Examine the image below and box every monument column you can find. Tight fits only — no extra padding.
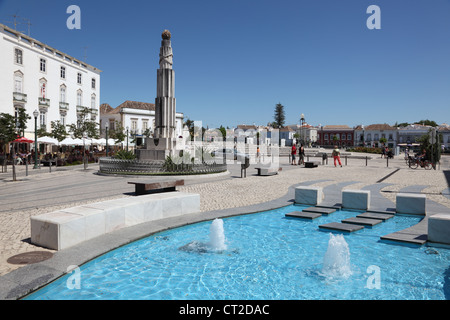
[155,29,176,141]
[137,29,178,161]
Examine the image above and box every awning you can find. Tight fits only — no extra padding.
[13,136,34,143]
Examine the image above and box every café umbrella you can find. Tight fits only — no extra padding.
[13,136,34,143]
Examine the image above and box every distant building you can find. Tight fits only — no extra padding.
[438,126,450,150]
[397,124,432,145]
[354,124,397,148]
[0,23,101,138]
[100,100,184,146]
[317,125,354,147]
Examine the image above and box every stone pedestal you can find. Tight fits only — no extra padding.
[137,137,177,161]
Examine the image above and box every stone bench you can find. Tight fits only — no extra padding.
[342,189,370,210]
[30,192,200,250]
[396,193,426,215]
[428,213,450,245]
[304,161,320,168]
[128,179,184,195]
[255,166,282,176]
[295,186,323,205]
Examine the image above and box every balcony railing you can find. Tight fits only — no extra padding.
[13,92,27,103]
[59,102,69,111]
[76,105,87,113]
[38,97,50,107]
[90,108,98,115]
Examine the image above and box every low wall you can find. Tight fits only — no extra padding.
[31,192,200,250]
[98,157,227,175]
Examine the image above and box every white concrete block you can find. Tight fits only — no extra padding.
[342,189,370,210]
[31,211,84,250]
[428,213,450,245]
[30,192,201,250]
[295,186,323,205]
[396,193,426,215]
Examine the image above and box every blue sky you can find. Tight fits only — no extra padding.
[1,0,450,129]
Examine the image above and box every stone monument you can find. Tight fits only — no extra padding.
[137,29,177,161]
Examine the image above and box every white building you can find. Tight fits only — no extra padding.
[0,23,101,138]
[354,124,397,148]
[100,100,184,146]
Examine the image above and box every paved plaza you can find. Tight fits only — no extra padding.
[0,152,449,299]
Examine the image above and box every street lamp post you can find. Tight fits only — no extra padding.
[126,126,129,151]
[105,122,109,157]
[83,131,88,170]
[33,110,39,169]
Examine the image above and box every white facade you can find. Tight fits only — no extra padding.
[100,101,184,141]
[0,23,101,138]
[354,124,398,148]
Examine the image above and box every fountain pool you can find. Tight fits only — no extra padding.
[24,204,450,300]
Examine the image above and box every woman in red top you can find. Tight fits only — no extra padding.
[291,144,297,165]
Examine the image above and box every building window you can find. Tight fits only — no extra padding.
[91,78,96,89]
[324,134,329,140]
[388,134,393,141]
[14,72,23,93]
[77,90,83,106]
[374,134,379,141]
[77,72,82,84]
[91,94,96,109]
[60,114,66,126]
[14,48,23,65]
[40,58,46,72]
[131,119,138,133]
[60,86,66,103]
[367,133,372,141]
[142,120,148,131]
[61,66,66,79]
[342,134,346,141]
[39,111,46,128]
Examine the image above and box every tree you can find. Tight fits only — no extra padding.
[417,119,438,127]
[273,103,285,128]
[68,107,99,139]
[0,113,16,154]
[218,125,227,141]
[184,118,194,139]
[0,109,30,181]
[379,137,387,146]
[50,121,67,142]
[109,121,126,144]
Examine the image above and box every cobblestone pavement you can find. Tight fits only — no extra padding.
[0,154,449,276]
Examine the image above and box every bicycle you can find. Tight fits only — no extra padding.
[408,157,433,170]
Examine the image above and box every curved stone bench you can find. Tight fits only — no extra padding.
[31,192,200,250]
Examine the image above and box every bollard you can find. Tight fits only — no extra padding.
[345,156,347,166]
[386,157,389,167]
[49,160,52,173]
[26,159,28,176]
[365,156,368,166]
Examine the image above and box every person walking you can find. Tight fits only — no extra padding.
[291,144,297,165]
[298,143,305,165]
[332,145,342,167]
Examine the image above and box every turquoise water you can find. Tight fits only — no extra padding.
[25,205,450,300]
